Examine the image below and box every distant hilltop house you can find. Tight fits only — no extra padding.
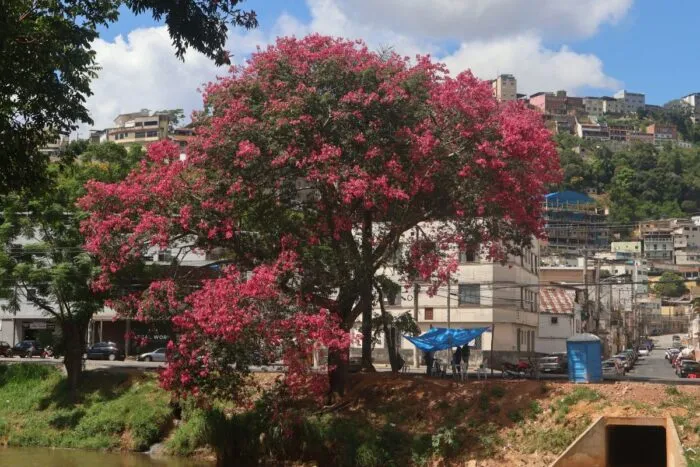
[89,110,194,149]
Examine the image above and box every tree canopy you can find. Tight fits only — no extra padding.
[652,272,690,298]
[0,142,144,393]
[554,135,700,223]
[80,35,560,400]
[0,0,257,193]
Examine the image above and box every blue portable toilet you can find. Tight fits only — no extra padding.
[566,333,602,383]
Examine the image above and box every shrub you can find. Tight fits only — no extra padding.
[666,386,680,396]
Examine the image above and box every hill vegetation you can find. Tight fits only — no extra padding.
[554,134,700,223]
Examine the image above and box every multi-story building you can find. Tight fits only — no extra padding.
[105,111,170,145]
[602,96,624,114]
[542,191,610,254]
[646,123,678,143]
[614,90,646,114]
[642,229,674,262]
[38,134,69,157]
[492,74,517,102]
[354,231,542,366]
[529,91,584,116]
[626,132,655,144]
[681,93,700,122]
[611,241,643,257]
[583,97,604,116]
[575,120,610,140]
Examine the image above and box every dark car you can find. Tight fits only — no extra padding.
[85,342,125,361]
[678,360,700,378]
[13,340,44,358]
[538,354,568,374]
[0,341,13,357]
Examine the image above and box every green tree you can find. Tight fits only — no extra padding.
[0,143,140,394]
[652,272,689,298]
[1,1,257,193]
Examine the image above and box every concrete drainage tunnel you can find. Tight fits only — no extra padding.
[551,416,687,467]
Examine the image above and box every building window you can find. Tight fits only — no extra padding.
[551,316,558,325]
[135,122,143,127]
[458,284,480,305]
[146,131,158,138]
[157,250,173,262]
[459,250,476,263]
[27,288,37,300]
[134,131,145,139]
[144,120,158,126]
[424,307,433,320]
[385,289,401,306]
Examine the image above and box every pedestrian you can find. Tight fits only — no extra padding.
[452,346,462,374]
[462,343,471,370]
[425,350,434,376]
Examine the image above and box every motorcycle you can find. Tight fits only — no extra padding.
[42,346,60,359]
[502,358,536,378]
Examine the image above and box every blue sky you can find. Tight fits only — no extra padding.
[83,0,696,130]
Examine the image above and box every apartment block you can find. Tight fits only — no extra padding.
[542,191,610,254]
[105,111,170,145]
[681,93,700,122]
[492,74,517,102]
[601,96,624,114]
[529,91,583,115]
[646,123,678,142]
[613,90,645,113]
[575,120,610,140]
[352,228,542,366]
[583,97,604,116]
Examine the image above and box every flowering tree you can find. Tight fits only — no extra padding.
[80,35,560,398]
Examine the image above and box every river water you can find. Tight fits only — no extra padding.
[0,447,213,466]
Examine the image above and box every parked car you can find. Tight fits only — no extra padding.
[0,341,13,357]
[675,358,694,376]
[622,349,637,366]
[603,358,625,376]
[538,354,568,374]
[85,342,125,361]
[613,354,632,371]
[637,348,650,357]
[678,360,700,378]
[137,348,166,362]
[13,340,44,358]
[666,348,680,361]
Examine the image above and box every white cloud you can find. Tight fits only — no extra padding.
[83,0,628,133]
[331,0,633,42]
[442,33,621,95]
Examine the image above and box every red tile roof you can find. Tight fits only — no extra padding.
[539,288,575,314]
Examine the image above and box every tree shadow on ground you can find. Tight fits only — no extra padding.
[38,369,133,410]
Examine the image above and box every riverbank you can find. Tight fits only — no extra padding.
[0,364,175,452]
[1,364,699,466]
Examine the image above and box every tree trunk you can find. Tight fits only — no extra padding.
[61,320,87,399]
[377,287,400,372]
[360,210,375,372]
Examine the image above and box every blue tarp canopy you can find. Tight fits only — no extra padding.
[404,327,490,352]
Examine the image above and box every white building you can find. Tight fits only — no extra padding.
[614,90,646,114]
[537,288,577,354]
[356,234,541,366]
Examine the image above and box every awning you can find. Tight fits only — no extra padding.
[404,327,490,352]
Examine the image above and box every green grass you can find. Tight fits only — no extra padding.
[0,364,172,451]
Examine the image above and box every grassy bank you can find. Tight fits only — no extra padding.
[0,364,172,451]
[1,365,699,466]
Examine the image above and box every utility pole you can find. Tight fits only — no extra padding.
[447,273,451,329]
[595,259,601,334]
[583,250,589,332]
[413,281,419,369]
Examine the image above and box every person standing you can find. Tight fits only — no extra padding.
[425,350,434,376]
[452,346,462,374]
[462,343,471,371]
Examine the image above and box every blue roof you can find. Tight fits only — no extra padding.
[545,191,595,205]
[404,327,490,352]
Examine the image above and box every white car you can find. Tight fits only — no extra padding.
[137,347,167,362]
[638,348,649,356]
